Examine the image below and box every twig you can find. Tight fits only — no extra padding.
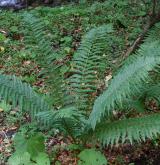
[152,0,157,17]
[124,11,160,57]
[1,130,9,141]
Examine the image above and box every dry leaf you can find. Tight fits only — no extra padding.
[0,46,5,52]
[105,74,112,87]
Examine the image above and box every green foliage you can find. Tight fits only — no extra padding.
[8,152,32,165]
[85,22,160,146]
[69,24,113,110]
[8,152,50,165]
[34,153,50,165]
[2,17,160,148]
[19,14,114,138]
[78,149,107,165]
[14,133,45,157]
[145,83,160,104]
[145,23,160,43]
[93,113,160,146]
[0,74,51,117]
[8,133,50,165]
[2,3,160,165]
[22,13,65,107]
[37,106,86,137]
[89,41,160,129]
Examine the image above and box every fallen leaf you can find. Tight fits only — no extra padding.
[0,108,4,112]
[23,61,31,65]
[0,46,5,52]
[105,74,112,87]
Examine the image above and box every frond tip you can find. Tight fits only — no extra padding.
[93,113,160,146]
[0,74,51,117]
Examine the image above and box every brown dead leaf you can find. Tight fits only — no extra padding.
[23,60,31,65]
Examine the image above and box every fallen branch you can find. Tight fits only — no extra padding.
[124,11,160,57]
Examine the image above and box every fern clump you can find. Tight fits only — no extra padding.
[2,11,160,151]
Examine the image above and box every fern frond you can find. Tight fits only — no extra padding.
[37,106,79,125]
[89,41,160,128]
[37,106,87,137]
[0,74,51,117]
[93,113,160,146]
[22,13,65,108]
[145,23,160,43]
[69,25,113,110]
[145,83,160,103]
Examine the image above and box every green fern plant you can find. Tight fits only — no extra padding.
[2,2,160,165]
[2,13,160,151]
[93,113,160,146]
[0,14,112,139]
[20,13,114,128]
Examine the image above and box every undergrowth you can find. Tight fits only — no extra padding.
[1,1,160,165]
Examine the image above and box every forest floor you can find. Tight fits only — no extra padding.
[1,1,160,165]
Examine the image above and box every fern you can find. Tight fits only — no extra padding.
[69,25,113,110]
[37,106,87,138]
[89,41,160,129]
[0,74,51,117]
[145,83,160,103]
[145,23,160,43]
[3,10,160,149]
[93,113,160,146]
[118,82,160,113]
[22,13,65,108]
[0,73,84,137]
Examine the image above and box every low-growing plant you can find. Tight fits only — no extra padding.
[1,1,160,163]
[8,132,50,165]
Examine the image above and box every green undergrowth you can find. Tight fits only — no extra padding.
[0,1,156,164]
[0,0,151,84]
